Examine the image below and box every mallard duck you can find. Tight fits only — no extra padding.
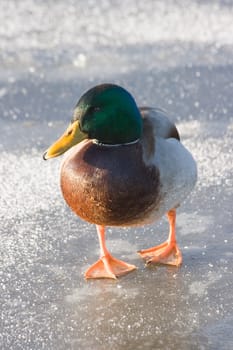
[43,84,197,279]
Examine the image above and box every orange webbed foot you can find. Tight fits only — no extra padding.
[85,254,137,279]
[138,240,182,266]
[85,225,137,280]
[138,209,182,267]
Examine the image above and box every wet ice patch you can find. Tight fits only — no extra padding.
[189,271,222,297]
[178,212,212,236]
[1,1,233,49]
[178,120,233,189]
[0,150,62,221]
[108,238,138,258]
[65,283,139,304]
[177,120,202,139]
[0,0,233,72]
[201,316,233,350]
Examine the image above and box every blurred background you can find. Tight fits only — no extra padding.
[0,1,233,349]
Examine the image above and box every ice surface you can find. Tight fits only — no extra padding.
[1,1,233,349]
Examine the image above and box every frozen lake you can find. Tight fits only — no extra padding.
[1,1,233,349]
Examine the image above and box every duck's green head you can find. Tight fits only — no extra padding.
[43,84,142,159]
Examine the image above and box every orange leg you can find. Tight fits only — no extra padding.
[85,225,137,279]
[138,209,182,267]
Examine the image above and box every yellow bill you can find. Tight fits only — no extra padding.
[43,120,87,160]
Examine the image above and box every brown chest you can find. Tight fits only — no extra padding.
[60,141,160,226]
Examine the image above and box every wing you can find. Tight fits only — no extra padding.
[139,107,197,218]
[140,107,180,141]
[139,107,180,161]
